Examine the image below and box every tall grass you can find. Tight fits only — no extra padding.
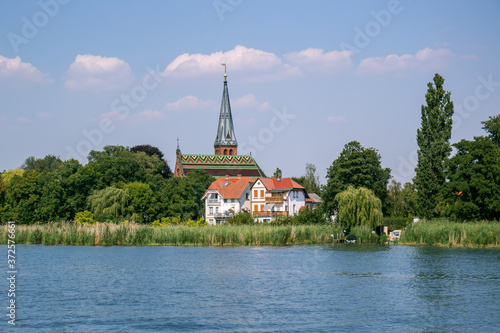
[400,220,500,247]
[0,222,340,246]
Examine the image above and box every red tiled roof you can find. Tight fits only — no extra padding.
[257,178,305,191]
[202,177,254,199]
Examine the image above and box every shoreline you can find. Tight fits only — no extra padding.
[2,221,499,247]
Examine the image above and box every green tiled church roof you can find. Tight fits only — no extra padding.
[179,154,266,179]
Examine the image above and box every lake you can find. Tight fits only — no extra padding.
[3,245,500,332]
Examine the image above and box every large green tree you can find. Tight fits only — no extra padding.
[414,73,454,219]
[335,186,382,228]
[444,129,500,221]
[323,141,391,215]
[131,144,172,178]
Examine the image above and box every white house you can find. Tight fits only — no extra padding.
[250,178,309,222]
[202,176,254,225]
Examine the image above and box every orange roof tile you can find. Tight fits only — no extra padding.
[203,177,254,199]
[257,177,305,191]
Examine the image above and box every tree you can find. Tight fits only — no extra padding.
[293,164,321,194]
[123,182,155,222]
[1,169,24,186]
[482,114,500,145]
[303,163,321,194]
[335,186,382,228]
[88,186,130,221]
[21,155,62,173]
[131,144,172,178]
[272,168,283,178]
[444,135,500,220]
[414,73,454,219]
[323,141,391,215]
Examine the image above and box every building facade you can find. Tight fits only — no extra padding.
[250,178,309,222]
[202,176,254,225]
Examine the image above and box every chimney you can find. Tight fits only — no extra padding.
[225,175,229,180]
[237,174,242,179]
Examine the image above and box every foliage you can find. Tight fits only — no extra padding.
[21,155,62,173]
[414,73,454,219]
[386,180,418,218]
[75,211,96,224]
[335,186,382,229]
[293,163,321,194]
[272,167,283,178]
[131,144,172,178]
[323,141,391,215]
[400,220,500,247]
[1,222,339,246]
[443,135,500,221]
[123,182,155,222]
[226,211,255,224]
[88,187,130,221]
[1,169,24,186]
[482,114,500,145]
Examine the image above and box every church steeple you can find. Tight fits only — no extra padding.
[214,67,238,155]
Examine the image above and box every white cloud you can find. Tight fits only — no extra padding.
[65,54,133,91]
[17,117,30,123]
[0,55,51,84]
[326,116,347,123]
[357,48,453,75]
[163,45,302,82]
[164,95,217,111]
[136,110,166,120]
[283,48,354,73]
[231,94,272,111]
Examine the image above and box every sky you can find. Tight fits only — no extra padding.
[0,0,499,185]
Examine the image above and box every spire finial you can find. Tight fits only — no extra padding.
[177,137,180,151]
[221,63,227,81]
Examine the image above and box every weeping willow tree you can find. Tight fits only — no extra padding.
[335,186,382,228]
[88,186,130,221]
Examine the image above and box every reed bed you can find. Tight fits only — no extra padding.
[0,222,338,246]
[400,220,500,247]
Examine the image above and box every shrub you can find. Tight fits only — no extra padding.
[75,211,96,224]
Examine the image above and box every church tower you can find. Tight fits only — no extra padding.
[214,68,237,155]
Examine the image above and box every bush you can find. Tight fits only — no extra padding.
[226,212,255,225]
[75,211,96,224]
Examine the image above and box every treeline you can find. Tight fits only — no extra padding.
[321,74,499,223]
[0,145,214,224]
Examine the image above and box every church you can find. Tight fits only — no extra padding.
[173,71,266,179]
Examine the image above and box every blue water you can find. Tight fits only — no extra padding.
[2,245,500,332]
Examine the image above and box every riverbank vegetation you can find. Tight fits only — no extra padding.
[400,220,500,247]
[0,222,343,246]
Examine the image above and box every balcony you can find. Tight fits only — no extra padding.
[207,199,221,205]
[252,211,288,217]
[265,196,285,203]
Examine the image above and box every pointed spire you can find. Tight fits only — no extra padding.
[214,69,237,150]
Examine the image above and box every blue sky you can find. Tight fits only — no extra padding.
[1,0,499,184]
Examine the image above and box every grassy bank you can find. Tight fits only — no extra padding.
[0,222,343,246]
[400,220,500,247]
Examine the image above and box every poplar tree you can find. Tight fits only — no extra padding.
[414,73,454,219]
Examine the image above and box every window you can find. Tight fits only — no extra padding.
[261,204,264,211]
[224,199,227,203]
[254,205,259,212]
[246,193,249,200]
[260,190,264,198]
[216,207,219,213]
[209,207,213,214]
[254,190,258,198]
